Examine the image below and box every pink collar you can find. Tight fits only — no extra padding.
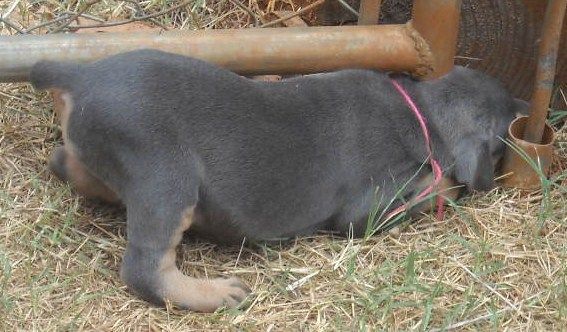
[385,79,445,222]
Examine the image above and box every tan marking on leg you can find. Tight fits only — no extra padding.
[50,89,73,144]
[437,176,460,201]
[64,148,120,203]
[49,89,120,203]
[157,208,251,312]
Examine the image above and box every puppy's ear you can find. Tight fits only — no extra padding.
[513,98,530,117]
[454,140,495,192]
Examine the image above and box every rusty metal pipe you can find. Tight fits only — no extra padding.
[357,0,382,25]
[500,117,555,189]
[0,25,433,83]
[523,0,567,143]
[500,0,566,190]
[411,0,462,79]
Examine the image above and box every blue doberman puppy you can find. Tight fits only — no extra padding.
[31,49,525,311]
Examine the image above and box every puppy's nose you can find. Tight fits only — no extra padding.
[49,146,68,181]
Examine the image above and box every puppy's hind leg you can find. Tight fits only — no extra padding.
[120,190,250,312]
[49,146,120,204]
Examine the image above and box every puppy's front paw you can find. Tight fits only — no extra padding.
[161,272,251,312]
[204,277,252,309]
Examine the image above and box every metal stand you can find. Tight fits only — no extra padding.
[501,0,566,189]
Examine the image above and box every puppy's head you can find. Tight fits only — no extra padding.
[423,67,529,192]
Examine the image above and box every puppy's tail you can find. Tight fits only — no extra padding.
[30,60,80,90]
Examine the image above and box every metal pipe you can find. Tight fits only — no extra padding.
[500,0,565,190]
[523,0,567,143]
[500,116,555,189]
[357,0,382,25]
[0,25,433,83]
[411,0,462,79]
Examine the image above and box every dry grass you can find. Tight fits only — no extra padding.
[1,1,567,330]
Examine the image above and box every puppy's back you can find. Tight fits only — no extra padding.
[30,49,243,92]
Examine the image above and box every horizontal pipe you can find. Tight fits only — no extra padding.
[0,25,432,82]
